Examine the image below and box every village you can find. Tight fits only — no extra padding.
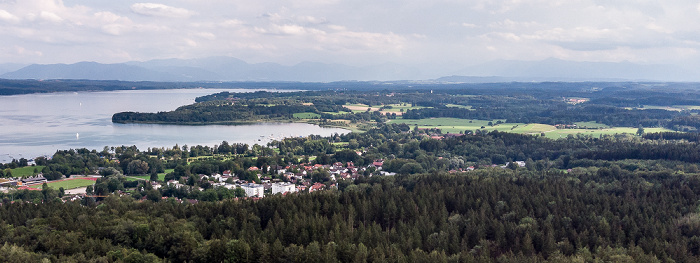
[0,158,399,203]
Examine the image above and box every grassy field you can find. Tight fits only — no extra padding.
[321,111,347,115]
[128,168,173,182]
[445,104,473,110]
[389,118,519,133]
[345,103,381,113]
[542,127,672,139]
[625,105,700,111]
[344,103,429,115]
[293,112,321,119]
[9,166,45,177]
[510,124,556,134]
[389,117,674,139]
[380,104,430,112]
[575,121,609,129]
[29,178,95,190]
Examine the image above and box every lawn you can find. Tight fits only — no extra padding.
[10,166,45,177]
[29,178,95,190]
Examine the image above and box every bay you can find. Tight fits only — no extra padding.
[0,89,349,163]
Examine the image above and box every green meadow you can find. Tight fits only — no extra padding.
[293,112,322,119]
[388,118,674,139]
[29,178,95,190]
[127,168,174,182]
[9,166,45,177]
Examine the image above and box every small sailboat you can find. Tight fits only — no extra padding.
[76,133,79,139]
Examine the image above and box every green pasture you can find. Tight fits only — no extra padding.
[128,169,173,182]
[574,121,609,129]
[389,117,674,139]
[29,178,95,190]
[322,111,347,115]
[380,104,430,112]
[293,112,321,119]
[389,118,522,133]
[510,124,557,134]
[346,103,369,107]
[10,166,45,177]
[625,105,700,112]
[542,127,673,139]
[445,104,473,110]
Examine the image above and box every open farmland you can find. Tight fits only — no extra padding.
[389,118,674,138]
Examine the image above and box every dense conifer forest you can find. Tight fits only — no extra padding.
[0,169,698,262]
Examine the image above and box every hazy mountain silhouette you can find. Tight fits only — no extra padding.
[2,57,697,82]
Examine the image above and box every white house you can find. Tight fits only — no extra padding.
[240,183,265,198]
[271,182,297,195]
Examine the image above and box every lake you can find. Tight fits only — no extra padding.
[0,89,349,163]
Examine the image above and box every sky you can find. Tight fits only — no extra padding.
[1,0,700,74]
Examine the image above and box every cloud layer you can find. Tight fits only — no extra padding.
[1,0,699,77]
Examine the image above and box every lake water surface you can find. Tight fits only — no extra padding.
[0,89,348,163]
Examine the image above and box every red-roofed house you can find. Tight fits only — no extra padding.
[309,182,325,192]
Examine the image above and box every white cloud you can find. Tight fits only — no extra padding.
[0,9,19,23]
[1,0,700,74]
[489,19,539,30]
[220,19,244,28]
[39,11,63,23]
[131,3,194,18]
[94,12,135,36]
[193,32,216,40]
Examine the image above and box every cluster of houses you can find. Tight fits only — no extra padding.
[151,160,389,198]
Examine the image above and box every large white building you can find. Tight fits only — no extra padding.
[240,183,265,198]
[272,182,297,195]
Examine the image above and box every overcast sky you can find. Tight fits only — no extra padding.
[1,0,700,72]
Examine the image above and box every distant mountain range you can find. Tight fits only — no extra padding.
[1,57,698,82]
[447,58,698,82]
[0,57,421,82]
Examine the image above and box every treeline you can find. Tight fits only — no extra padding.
[0,171,697,262]
[112,99,348,124]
